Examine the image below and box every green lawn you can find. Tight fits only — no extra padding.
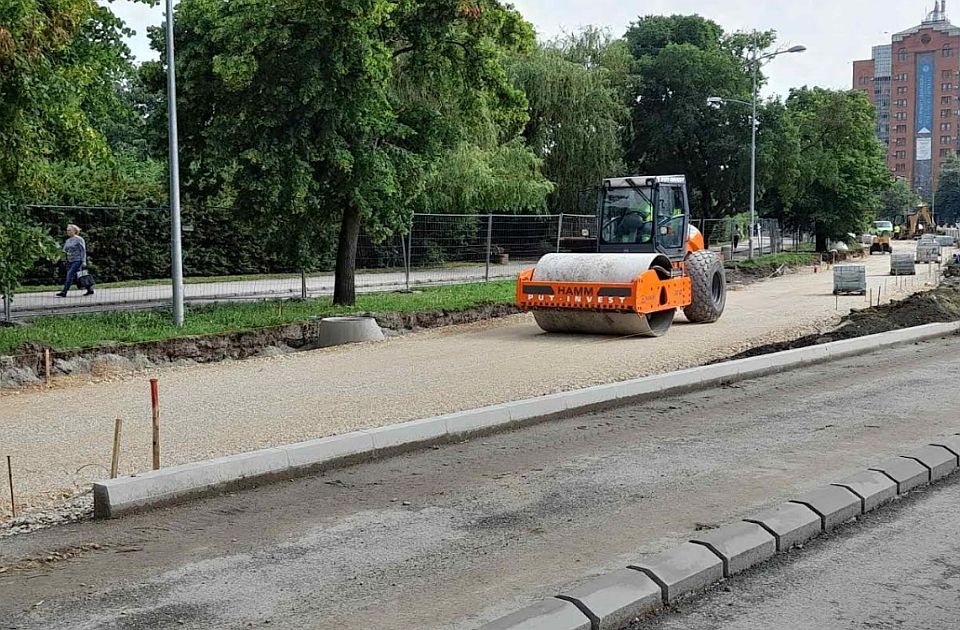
[0,280,516,354]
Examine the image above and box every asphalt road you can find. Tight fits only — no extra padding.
[632,475,960,630]
[2,336,959,629]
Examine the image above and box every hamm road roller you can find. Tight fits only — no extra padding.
[517,175,726,337]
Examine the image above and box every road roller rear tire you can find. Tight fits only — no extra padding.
[683,250,726,323]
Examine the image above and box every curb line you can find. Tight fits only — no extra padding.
[93,322,960,518]
[478,433,960,630]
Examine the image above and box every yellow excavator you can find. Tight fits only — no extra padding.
[897,204,936,240]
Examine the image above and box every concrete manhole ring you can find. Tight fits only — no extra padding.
[317,316,385,348]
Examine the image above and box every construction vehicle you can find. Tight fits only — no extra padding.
[516,175,725,337]
[869,220,894,254]
[897,204,937,240]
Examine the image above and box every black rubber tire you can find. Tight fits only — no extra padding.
[683,250,726,323]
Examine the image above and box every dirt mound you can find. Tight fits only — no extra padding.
[727,282,960,360]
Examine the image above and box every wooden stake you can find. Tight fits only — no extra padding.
[150,379,161,470]
[111,417,123,479]
[6,455,15,518]
[44,349,51,386]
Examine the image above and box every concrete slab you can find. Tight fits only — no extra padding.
[442,405,513,436]
[870,457,930,493]
[507,395,567,423]
[832,470,898,513]
[478,598,591,630]
[283,432,375,469]
[689,522,776,577]
[364,417,447,450]
[629,542,724,603]
[901,445,959,481]
[931,436,960,464]
[743,502,822,552]
[558,568,662,630]
[790,485,861,530]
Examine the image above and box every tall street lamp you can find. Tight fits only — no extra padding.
[709,36,806,259]
[166,0,185,326]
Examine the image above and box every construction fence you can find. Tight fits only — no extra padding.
[4,206,794,320]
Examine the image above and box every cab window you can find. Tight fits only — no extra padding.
[600,186,654,245]
[657,186,685,250]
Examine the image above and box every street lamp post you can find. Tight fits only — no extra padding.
[166,0,185,326]
[709,36,806,259]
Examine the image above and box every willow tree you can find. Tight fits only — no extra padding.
[509,30,631,213]
[154,0,542,305]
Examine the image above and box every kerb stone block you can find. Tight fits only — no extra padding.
[743,502,822,552]
[869,457,929,493]
[478,598,591,630]
[628,542,723,603]
[559,568,662,630]
[930,436,960,464]
[902,446,958,481]
[789,485,861,530]
[832,470,897,513]
[689,522,776,577]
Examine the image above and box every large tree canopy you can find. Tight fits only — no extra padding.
[623,15,772,220]
[151,0,543,305]
[763,87,889,250]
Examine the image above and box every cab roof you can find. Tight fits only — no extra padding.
[603,175,686,189]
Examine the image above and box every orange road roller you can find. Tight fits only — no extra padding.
[517,175,726,336]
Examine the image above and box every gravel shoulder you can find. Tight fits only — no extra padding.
[0,242,937,517]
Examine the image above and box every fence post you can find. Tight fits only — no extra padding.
[2,293,10,323]
[556,213,564,253]
[407,218,415,289]
[300,269,307,300]
[400,232,410,292]
[485,213,493,282]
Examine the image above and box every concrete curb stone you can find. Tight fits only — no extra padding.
[628,542,724,603]
[930,436,960,464]
[831,470,898,513]
[869,457,930,493]
[789,485,862,530]
[557,568,662,630]
[743,502,822,552]
[477,598,591,630]
[283,432,374,470]
[689,522,776,577]
[901,445,959,481]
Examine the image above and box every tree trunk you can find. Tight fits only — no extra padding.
[333,205,362,306]
[815,226,829,252]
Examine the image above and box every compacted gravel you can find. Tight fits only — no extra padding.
[0,244,935,517]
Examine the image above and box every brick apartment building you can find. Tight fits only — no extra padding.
[854,1,960,198]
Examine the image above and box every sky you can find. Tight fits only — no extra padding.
[108,0,945,98]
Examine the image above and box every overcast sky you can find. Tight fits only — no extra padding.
[108,0,944,98]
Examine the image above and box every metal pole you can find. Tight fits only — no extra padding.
[406,217,414,289]
[749,32,758,261]
[2,293,10,323]
[166,0,185,327]
[300,269,307,300]
[484,213,493,282]
[556,213,564,252]
[400,232,410,291]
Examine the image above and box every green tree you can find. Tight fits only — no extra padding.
[880,177,922,223]
[935,159,960,227]
[623,16,774,220]
[150,0,540,305]
[0,212,59,304]
[509,29,630,213]
[763,88,889,250]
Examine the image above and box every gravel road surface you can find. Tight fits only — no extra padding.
[1,337,958,629]
[0,243,936,514]
[632,475,960,630]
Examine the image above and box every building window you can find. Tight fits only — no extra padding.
[945,45,954,58]
[943,122,954,131]
[897,86,908,94]
[899,48,909,62]
[896,137,906,145]
[943,109,954,118]
[897,73,909,82]
[944,96,954,105]
[943,83,954,92]
[896,150,907,159]
[895,163,907,172]
[896,124,908,133]
[942,148,954,157]
[942,135,954,144]
[859,76,870,86]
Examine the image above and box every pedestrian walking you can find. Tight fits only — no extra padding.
[733,227,741,250]
[56,224,94,297]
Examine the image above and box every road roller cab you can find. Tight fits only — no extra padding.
[517,175,726,337]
